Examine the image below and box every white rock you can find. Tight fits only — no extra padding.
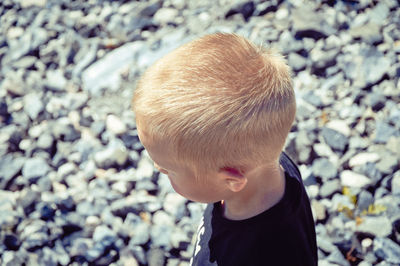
[24,93,44,120]
[348,152,380,167]
[163,193,187,218]
[154,8,179,24]
[340,170,372,188]
[82,42,143,94]
[326,120,351,137]
[106,114,127,135]
[20,0,46,8]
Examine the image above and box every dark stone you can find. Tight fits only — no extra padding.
[254,1,278,16]
[0,100,9,122]
[121,132,140,150]
[62,223,82,237]
[8,130,23,152]
[225,1,255,21]
[4,234,20,250]
[364,92,386,112]
[58,196,75,213]
[38,202,56,220]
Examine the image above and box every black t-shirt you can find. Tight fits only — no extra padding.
[190,152,318,266]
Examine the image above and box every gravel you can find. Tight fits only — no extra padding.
[1,0,399,265]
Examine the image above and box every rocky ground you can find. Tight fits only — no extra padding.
[0,0,400,265]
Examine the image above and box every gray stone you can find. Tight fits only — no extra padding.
[0,210,20,229]
[356,216,392,237]
[45,69,67,91]
[374,237,400,264]
[302,90,323,108]
[355,190,374,214]
[349,23,383,44]
[392,171,400,194]
[147,248,165,266]
[319,179,341,198]
[22,232,49,251]
[82,42,143,95]
[52,120,81,142]
[72,41,98,79]
[128,222,150,246]
[288,53,307,71]
[93,225,117,246]
[369,3,390,25]
[364,92,386,111]
[345,47,391,87]
[2,251,25,266]
[150,224,172,248]
[376,155,398,174]
[22,157,50,182]
[0,155,25,189]
[326,249,350,266]
[23,93,44,120]
[94,144,129,169]
[311,158,337,180]
[375,122,398,143]
[291,4,335,39]
[321,127,348,152]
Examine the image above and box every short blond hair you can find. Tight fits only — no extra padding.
[132,33,296,174]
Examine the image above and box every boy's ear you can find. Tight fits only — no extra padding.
[219,167,248,193]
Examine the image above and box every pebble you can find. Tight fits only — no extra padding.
[1,1,400,265]
[356,216,392,237]
[340,170,372,188]
[154,8,179,24]
[312,158,337,180]
[22,157,50,182]
[106,114,127,135]
[319,179,341,198]
[392,171,400,195]
[349,152,380,168]
[374,237,400,264]
[82,42,143,95]
[321,127,348,152]
[163,193,187,219]
[23,93,44,120]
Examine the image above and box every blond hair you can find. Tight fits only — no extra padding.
[132,33,296,174]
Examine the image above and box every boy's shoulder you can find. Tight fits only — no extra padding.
[190,152,318,266]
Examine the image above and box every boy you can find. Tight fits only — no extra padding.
[132,33,317,265]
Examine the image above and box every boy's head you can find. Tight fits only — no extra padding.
[132,33,296,194]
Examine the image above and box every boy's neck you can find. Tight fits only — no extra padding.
[221,163,286,220]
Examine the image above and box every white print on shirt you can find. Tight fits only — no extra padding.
[189,217,205,266]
